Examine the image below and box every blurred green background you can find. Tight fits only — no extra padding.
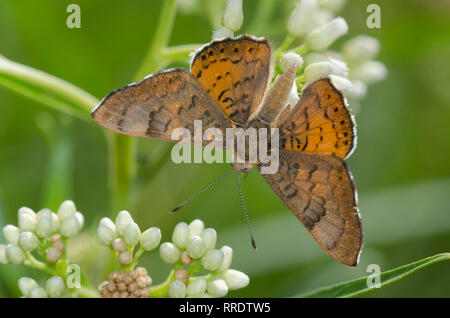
[0,0,449,297]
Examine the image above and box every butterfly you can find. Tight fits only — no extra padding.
[92,34,363,266]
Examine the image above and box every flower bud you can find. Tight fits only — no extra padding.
[212,27,233,40]
[304,52,328,65]
[175,269,190,284]
[318,0,346,13]
[46,276,65,298]
[346,80,367,99]
[112,238,127,251]
[46,246,62,263]
[287,0,318,37]
[51,213,60,232]
[304,61,333,84]
[115,210,133,236]
[201,249,224,271]
[57,200,76,221]
[18,207,37,232]
[202,228,217,251]
[172,222,190,248]
[306,17,348,51]
[186,236,206,259]
[181,251,192,264]
[223,0,243,32]
[222,269,249,290]
[118,250,132,265]
[6,244,25,264]
[160,242,181,264]
[18,231,40,251]
[3,224,20,244]
[51,234,64,251]
[217,246,233,272]
[18,277,39,297]
[29,287,48,298]
[286,82,299,107]
[310,9,333,30]
[351,60,387,84]
[342,35,380,63]
[328,57,349,77]
[0,244,8,264]
[36,210,53,238]
[124,222,141,246]
[280,52,304,73]
[97,217,117,245]
[141,227,161,251]
[330,74,353,93]
[60,215,81,237]
[189,219,205,238]
[74,212,84,229]
[167,280,186,298]
[186,278,207,297]
[207,279,228,298]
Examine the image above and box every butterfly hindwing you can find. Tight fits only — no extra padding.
[259,151,363,266]
[92,68,230,144]
[191,35,272,127]
[278,78,356,159]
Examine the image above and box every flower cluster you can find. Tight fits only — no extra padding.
[161,220,249,298]
[0,200,83,266]
[98,267,152,298]
[18,276,66,298]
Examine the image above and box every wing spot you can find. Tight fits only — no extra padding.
[220,48,225,53]
[233,47,239,53]
[201,55,206,60]
[334,107,339,112]
[340,120,345,125]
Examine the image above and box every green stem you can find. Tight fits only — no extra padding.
[275,35,295,60]
[161,44,202,62]
[149,269,176,298]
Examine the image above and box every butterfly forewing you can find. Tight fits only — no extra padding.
[191,35,272,127]
[92,68,230,144]
[259,152,363,266]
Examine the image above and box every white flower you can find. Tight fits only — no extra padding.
[115,210,133,236]
[118,250,132,265]
[280,52,304,73]
[318,0,346,13]
[168,280,186,298]
[201,228,217,251]
[18,277,39,297]
[0,244,8,264]
[46,276,65,298]
[286,82,299,107]
[97,217,117,245]
[36,210,53,238]
[160,242,181,264]
[304,52,328,64]
[328,57,349,77]
[217,246,233,272]
[207,279,228,298]
[29,287,48,298]
[212,27,233,40]
[306,17,348,51]
[172,222,190,248]
[74,212,84,229]
[112,238,126,251]
[342,35,381,63]
[18,232,40,251]
[304,61,333,83]
[347,80,367,99]
[18,207,37,232]
[3,224,20,244]
[46,246,62,263]
[57,200,76,221]
[201,249,224,271]
[330,74,353,93]
[59,215,81,237]
[221,269,249,290]
[186,236,206,259]
[186,278,207,298]
[141,227,161,251]
[124,222,141,246]
[51,213,60,232]
[189,219,205,238]
[309,9,333,30]
[6,244,25,264]
[223,0,243,32]
[351,60,387,84]
[287,0,319,37]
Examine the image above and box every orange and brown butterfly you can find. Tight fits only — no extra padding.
[92,34,363,267]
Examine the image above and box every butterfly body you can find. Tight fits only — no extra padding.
[92,34,363,266]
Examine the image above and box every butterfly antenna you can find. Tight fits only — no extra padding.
[237,171,257,250]
[170,167,235,213]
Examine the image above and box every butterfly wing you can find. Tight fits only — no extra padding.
[92,68,230,143]
[278,78,356,159]
[191,35,271,127]
[259,151,363,266]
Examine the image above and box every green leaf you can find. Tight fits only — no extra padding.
[295,253,450,298]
